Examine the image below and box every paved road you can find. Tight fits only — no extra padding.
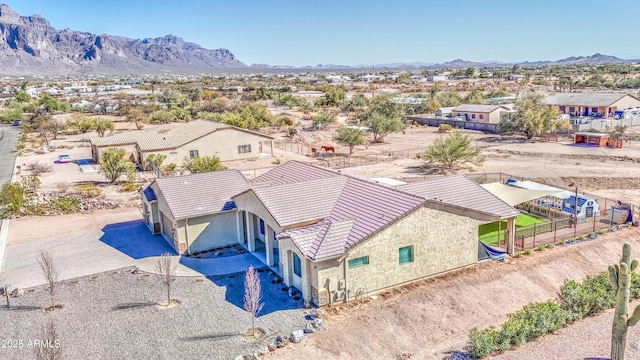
[0,124,20,186]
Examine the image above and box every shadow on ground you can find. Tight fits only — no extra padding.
[100,220,177,259]
[207,268,303,315]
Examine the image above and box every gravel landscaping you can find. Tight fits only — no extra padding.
[0,266,312,359]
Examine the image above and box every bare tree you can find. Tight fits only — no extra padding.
[37,250,60,309]
[244,265,264,337]
[155,252,176,306]
[33,321,62,360]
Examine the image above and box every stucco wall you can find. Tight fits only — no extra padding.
[232,191,281,233]
[176,211,240,253]
[328,206,483,299]
[94,144,138,163]
[612,96,640,111]
[141,129,272,166]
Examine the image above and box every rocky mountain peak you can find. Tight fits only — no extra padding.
[0,4,245,75]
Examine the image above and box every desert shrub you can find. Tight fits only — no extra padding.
[120,182,140,192]
[74,183,101,198]
[598,229,606,235]
[558,273,613,321]
[26,161,52,176]
[588,232,595,237]
[48,197,80,214]
[536,245,545,251]
[0,182,26,217]
[470,327,499,358]
[438,124,453,133]
[513,252,522,258]
[287,127,297,136]
[524,249,532,255]
[55,181,72,193]
[546,243,554,249]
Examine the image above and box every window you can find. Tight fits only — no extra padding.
[399,246,414,265]
[189,150,199,159]
[559,106,566,112]
[479,114,483,119]
[238,144,252,154]
[259,219,265,235]
[293,253,302,277]
[592,107,598,112]
[348,256,369,269]
[471,114,476,119]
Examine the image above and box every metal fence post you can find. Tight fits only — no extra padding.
[533,224,536,247]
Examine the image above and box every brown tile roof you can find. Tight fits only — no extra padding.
[398,176,519,219]
[267,161,425,260]
[154,169,250,220]
[252,160,339,186]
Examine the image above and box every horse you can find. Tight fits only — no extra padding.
[321,145,335,153]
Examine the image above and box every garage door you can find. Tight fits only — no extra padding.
[160,211,173,241]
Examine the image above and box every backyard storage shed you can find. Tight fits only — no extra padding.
[141,161,519,306]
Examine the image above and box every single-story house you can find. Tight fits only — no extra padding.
[544,92,640,118]
[141,161,518,306]
[451,104,513,123]
[427,75,447,82]
[91,120,274,166]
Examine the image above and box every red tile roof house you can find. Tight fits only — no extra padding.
[141,161,518,306]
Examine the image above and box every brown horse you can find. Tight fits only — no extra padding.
[321,145,335,153]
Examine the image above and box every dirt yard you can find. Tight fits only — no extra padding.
[9,118,640,359]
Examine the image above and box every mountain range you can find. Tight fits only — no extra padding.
[0,4,246,75]
[0,4,636,75]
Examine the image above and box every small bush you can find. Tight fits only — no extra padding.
[74,183,101,198]
[120,182,140,192]
[546,243,554,249]
[524,249,532,255]
[597,229,606,235]
[578,234,585,240]
[558,272,615,321]
[438,124,453,133]
[470,327,499,358]
[536,245,545,252]
[26,161,52,176]
[588,232,595,238]
[48,197,80,214]
[514,252,522,258]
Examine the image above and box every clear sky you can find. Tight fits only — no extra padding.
[5,0,640,66]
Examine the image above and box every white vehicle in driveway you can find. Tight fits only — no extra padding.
[58,154,71,163]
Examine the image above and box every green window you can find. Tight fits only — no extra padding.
[399,246,414,265]
[238,144,251,154]
[293,253,302,277]
[348,256,369,269]
[189,150,199,159]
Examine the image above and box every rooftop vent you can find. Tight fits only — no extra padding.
[195,206,205,212]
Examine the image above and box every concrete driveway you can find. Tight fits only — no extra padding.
[0,219,269,289]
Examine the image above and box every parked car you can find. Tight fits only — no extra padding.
[12,119,22,126]
[58,154,71,163]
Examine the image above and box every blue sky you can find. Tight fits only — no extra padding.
[5,0,640,66]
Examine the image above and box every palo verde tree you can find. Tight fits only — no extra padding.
[498,91,561,139]
[312,110,337,129]
[359,94,405,142]
[99,147,136,183]
[145,153,167,171]
[0,182,26,217]
[335,127,368,154]
[93,117,115,137]
[423,130,483,171]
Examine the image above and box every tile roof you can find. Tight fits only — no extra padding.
[543,92,639,107]
[451,104,511,113]
[269,161,425,260]
[252,160,339,186]
[92,120,272,151]
[154,169,250,220]
[398,176,519,219]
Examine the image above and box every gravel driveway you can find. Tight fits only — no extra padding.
[0,267,309,360]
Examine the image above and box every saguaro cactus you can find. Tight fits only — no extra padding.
[609,242,640,360]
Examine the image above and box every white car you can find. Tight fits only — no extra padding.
[58,154,71,163]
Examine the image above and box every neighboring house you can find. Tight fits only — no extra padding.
[451,104,513,123]
[543,92,640,118]
[427,75,447,82]
[91,120,274,166]
[141,161,518,306]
